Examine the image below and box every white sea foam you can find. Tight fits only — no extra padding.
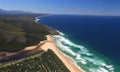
[99,67,109,72]
[36,15,116,72]
[56,40,77,56]
[54,35,87,64]
[78,51,93,56]
[54,35,85,50]
[56,30,65,36]
[86,53,93,56]
[35,15,52,23]
[35,18,40,23]
[53,35,114,72]
[106,65,114,71]
[84,57,106,66]
[76,54,87,64]
[54,35,93,58]
[101,63,107,66]
[89,68,106,72]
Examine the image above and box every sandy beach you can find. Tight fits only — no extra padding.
[40,35,84,72]
[0,35,84,72]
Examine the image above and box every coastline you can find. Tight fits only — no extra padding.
[40,35,84,72]
[35,15,84,71]
[35,14,52,23]
[0,14,84,71]
[0,35,84,72]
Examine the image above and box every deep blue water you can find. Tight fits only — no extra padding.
[38,15,120,71]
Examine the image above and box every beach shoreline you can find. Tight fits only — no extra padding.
[40,35,84,72]
[0,35,84,72]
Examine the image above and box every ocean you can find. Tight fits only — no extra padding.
[38,15,120,72]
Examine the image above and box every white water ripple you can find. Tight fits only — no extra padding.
[53,33,115,72]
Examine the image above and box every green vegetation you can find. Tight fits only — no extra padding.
[0,14,69,72]
[0,14,58,52]
[0,49,70,72]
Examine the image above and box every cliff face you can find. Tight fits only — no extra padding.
[0,14,58,52]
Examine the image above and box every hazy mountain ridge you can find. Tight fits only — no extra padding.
[0,9,32,14]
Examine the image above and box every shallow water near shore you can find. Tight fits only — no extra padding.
[38,15,120,72]
[53,35,118,72]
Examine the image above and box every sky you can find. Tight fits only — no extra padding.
[0,0,120,16]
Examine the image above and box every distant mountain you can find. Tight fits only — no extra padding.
[0,9,32,14]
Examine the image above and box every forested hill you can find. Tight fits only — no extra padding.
[0,14,58,52]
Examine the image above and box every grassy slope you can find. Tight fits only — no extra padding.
[0,14,70,72]
[0,14,58,52]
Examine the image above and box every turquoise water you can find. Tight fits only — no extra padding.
[38,15,120,72]
[53,34,119,72]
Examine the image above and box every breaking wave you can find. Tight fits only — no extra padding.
[53,31,115,72]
